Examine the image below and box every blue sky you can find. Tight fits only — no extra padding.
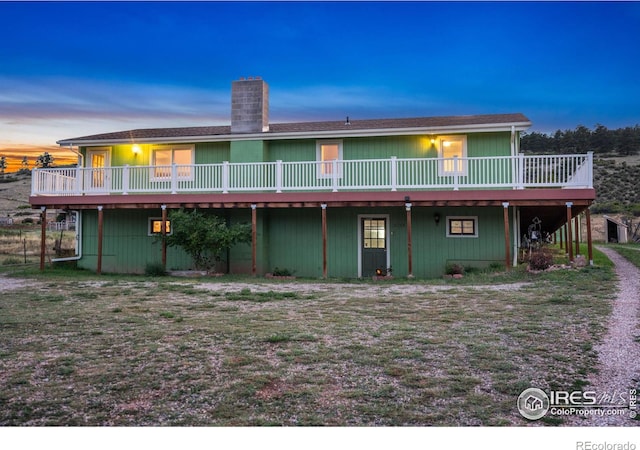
[1,1,639,166]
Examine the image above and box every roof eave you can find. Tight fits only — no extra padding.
[57,121,532,147]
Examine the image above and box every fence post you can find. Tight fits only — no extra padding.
[518,153,525,189]
[390,156,398,191]
[332,159,338,192]
[222,161,229,194]
[76,166,83,195]
[170,164,178,194]
[122,165,129,195]
[587,151,593,188]
[276,160,283,193]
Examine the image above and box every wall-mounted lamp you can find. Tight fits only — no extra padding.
[434,213,440,225]
[430,136,437,144]
[132,144,141,155]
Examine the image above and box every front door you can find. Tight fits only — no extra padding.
[86,149,110,193]
[361,217,388,277]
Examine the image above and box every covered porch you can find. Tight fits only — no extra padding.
[31,188,596,277]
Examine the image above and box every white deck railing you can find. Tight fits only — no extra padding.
[31,153,593,196]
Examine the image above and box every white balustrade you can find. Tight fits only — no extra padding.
[31,153,593,196]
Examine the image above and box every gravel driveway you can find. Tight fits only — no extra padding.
[568,246,640,426]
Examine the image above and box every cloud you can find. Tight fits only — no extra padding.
[0,76,230,122]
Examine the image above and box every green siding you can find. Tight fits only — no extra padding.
[267,209,323,277]
[230,140,267,163]
[467,133,511,157]
[77,205,514,278]
[195,142,230,163]
[267,140,316,162]
[79,209,192,273]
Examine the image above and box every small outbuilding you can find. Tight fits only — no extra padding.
[604,215,629,243]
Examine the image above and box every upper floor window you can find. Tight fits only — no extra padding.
[316,140,343,177]
[438,135,467,176]
[151,146,194,180]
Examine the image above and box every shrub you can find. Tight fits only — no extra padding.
[445,263,464,275]
[145,262,167,277]
[272,267,292,277]
[21,218,34,224]
[164,209,251,271]
[528,248,554,271]
[2,257,21,265]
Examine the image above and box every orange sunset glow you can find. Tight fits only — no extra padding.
[0,144,78,173]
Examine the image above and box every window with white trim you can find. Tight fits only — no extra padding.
[446,216,478,238]
[148,217,172,236]
[316,140,343,177]
[151,145,194,180]
[438,135,467,176]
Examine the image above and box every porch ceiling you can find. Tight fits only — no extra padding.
[30,189,595,212]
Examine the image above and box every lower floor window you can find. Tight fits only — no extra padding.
[148,218,172,236]
[446,216,477,237]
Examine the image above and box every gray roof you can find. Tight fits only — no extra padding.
[58,113,531,145]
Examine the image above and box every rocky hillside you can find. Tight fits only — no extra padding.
[0,173,40,224]
[592,157,640,215]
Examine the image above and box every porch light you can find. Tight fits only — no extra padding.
[430,136,437,144]
[132,144,141,155]
[434,213,440,225]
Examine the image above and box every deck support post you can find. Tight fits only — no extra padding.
[97,205,104,275]
[251,204,257,277]
[161,205,167,269]
[574,212,580,256]
[321,204,328,279]
[585,208,594,266]
[558,226,563,249]
[502,202,511,271]
[39,206,46,271]
[566,202,573,262]
[405,202,413,278]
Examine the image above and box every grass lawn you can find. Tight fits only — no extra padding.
[607,242,640,269]
[0,250,615,426]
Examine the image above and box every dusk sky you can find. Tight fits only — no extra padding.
[1,1,639,171]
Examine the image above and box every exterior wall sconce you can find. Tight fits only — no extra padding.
[434,213,440,225]
[132,144,141,155]
[430,136,437,144]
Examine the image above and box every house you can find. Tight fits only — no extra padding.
[30,77,596,277]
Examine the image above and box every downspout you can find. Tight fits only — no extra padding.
[50,143,84,263]
[67,143,84,168]
[51,210,82,262]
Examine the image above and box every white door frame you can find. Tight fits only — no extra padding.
[85,147,112,193]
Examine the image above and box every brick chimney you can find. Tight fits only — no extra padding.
[231,77,269,133]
